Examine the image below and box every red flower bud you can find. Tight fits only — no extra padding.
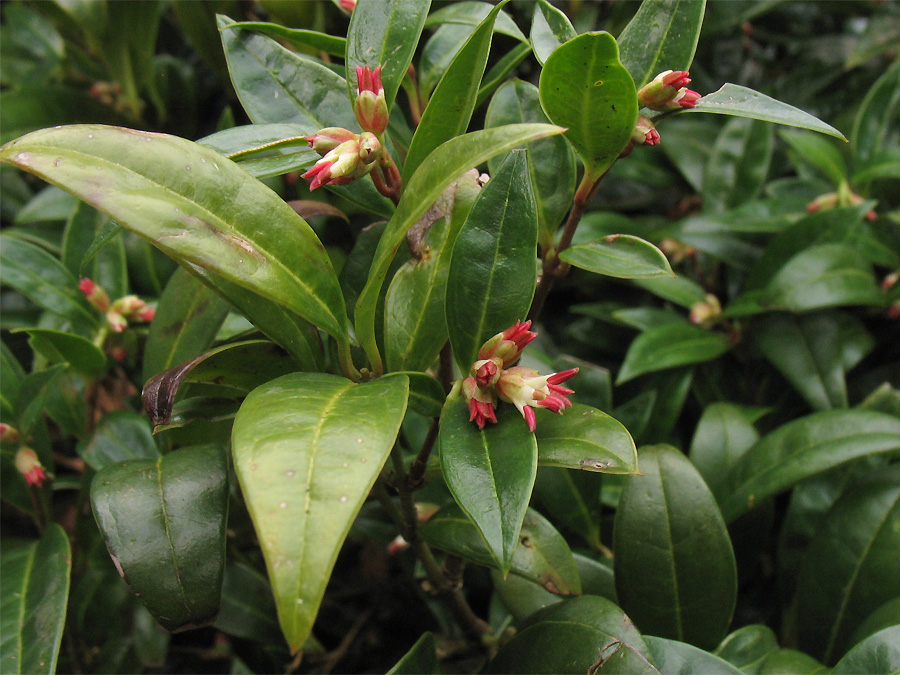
[80,278,110,312]
[354,66,389,135]
[15,448,47,487]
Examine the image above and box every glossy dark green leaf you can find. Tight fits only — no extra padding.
[534,404,638,474]
[419,24,475,96]
[560,235,675,280]
[446,151,538,371]
[618,0,706,88]
[142,267,230,382]
[688,403,761,492]
[533,467,601,549]
[438,395,538,574]
[403,2,505,181]
[61,202,128,299]
[0,235,99,336]
[214,562,283,643]
[758,649,827,675]
[614,445,737,650]
[714,625,780,672]
[715,410,900,523]
[831,626,900,675]
[477,43,533,109]
[486,595,657,674]
[91,445,229,632]
[386,632,438,675]
[231,372,409,652]
[849,598,900,652]
[13,364,67,438]
[0,525,71,675]
[218,21,346,58]
[346,0,431,109]
[617,323,730,384]
[685,84,847,140]
[645,636,744,675]
[385,171,480,372]
[795,466,900,663]
[539,32,638,179]
[0,125,352,355]
[424,2,526,43]
[15,328,106,379]
[852,58,900,164]
[15,186,77,223]
[634,275,708,308]
[485,79,576,248]
[421,503,580,594]
[529,0,577,66]
[198,123,317,179]
[354,123,564,374]
[703,118,773,213]
[77,411,159,472]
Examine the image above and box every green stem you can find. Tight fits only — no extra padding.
[336,338,362,383]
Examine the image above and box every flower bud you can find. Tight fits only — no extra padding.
[357,132,383,164]
[461,377,497,429]
[477,320,538,368]
[354,66,389,135]
[496,367,578,433]
[0,423,20,444]
[340,0,356,11]
[302,138,375,190]
[80,278,110,312]
[15,448,47,487]
[472,358,502,387]
[305,127,357,156]
[631,115,660,146]
[638,70,701,111]
[690,294,722,326]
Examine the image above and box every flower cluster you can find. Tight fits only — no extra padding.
[302,129,382,190]
[80,279,155,333]
[460,321,578,432]
[638,70,701,111]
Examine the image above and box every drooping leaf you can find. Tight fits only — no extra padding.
[231,372,409,652]
[529,0,577,67]
[446,150,538,371]
[345,0,431,110]
[618,0,706,88]
[795,466,900,663]
[77,411,159,471]
[560,235,675,280]
[616,322,731,384]
[354,123,564,374]
[90,445,229,632]
[438,395,537,574]
[538,32,638,179]
[0,525,71,675]
[614,445,737,650]
[684,84,847,140]
[533,404,638,474]
[0,125,351,354]
[420,504,581,595]
[714,410,900,523]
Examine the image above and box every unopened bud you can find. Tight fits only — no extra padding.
[354,66,389,135]
[340,0,356,11]
[80,278,110,312]
[0,423,20,444]
[631,115,660,146]
[638,70,701,111]
[15,448,47,487]
[690,294,722,326]
[305,127,357,156]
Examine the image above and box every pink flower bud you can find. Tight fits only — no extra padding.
[472,358,502,387]
[302,138,375,190]
[462,377,498,429]
[882,272,899,290]
[354,66,389,135]
[631,116,660,146]
[340,0,356,11]
[638,70,701,111]
[477,320,538,367]
[106,310,128,333]
[305,127,357,156]
[15,448,47,487]
[0,423,20,444]
[80,278,110,312]
[673,88,701,109]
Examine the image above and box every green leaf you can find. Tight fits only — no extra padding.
[218,21,346,58]
[386,632,438,675]
[780,129,848,186]
[831,626,900,675]
[142,266,230,382]
[0,5,64,86]
[355,123,563,373]
[714,410,900,523]
[214,562,284,643]
[403,372,446,418]
[645,637,744,675]
[851,58,900,165]
[446,150,538,371]
[534,404,638,474]
[684,84,847,140]
[533,467,602,549]
[385,170,480,372]
[439,395,538,574]
[617,323,730,384]
[0,525,71,675]
[560,235,675,280]
[15,185,78,224]
[61,202,128,299]
[0,125,351,351]
[539,32,638,178]
[795,466,900,663]
[688,403,761,492]
[90,445,229,632]
[486,80,576,248]
[714,625,779,673]
[849,598,900,650]
[486,595,658,674]
[231,372,409,652]
[618,0,706,88]
[424,1,527,43]
[634,275,708,308]
[421,504,581,595]
[198,123,318,179]
[77,411,160,472]
[530,0,577,66]
[703,117,773,213]
[15,328,106,379]
[758,649,827,675]
[614,445,737,650]
[403,1,504,182]
[0,235,99,336]
[346,0,431,110]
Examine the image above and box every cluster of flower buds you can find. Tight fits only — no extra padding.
[301,129,382,190]
[806,191,877,222]
[460,321,578,432]
[14,447,47,487]
[354,66,389,135]
[638,70,701,111]
[79,279,155,332]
